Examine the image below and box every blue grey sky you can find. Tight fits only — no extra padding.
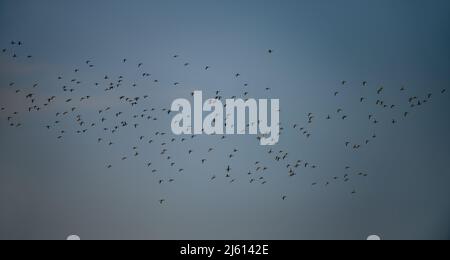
[0,0,449,240]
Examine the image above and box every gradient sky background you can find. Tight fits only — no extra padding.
[0,0,450,240]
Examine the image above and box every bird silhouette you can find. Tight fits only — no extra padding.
[377,87,384,94]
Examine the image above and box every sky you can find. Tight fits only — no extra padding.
[0,0,450,240]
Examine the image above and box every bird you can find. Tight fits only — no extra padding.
[377,87,384,95]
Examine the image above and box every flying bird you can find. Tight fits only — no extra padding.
[377,87,384,94]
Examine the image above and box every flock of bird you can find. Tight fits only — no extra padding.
[0,40,447,205]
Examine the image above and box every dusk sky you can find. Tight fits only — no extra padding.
[1,0,450,240]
